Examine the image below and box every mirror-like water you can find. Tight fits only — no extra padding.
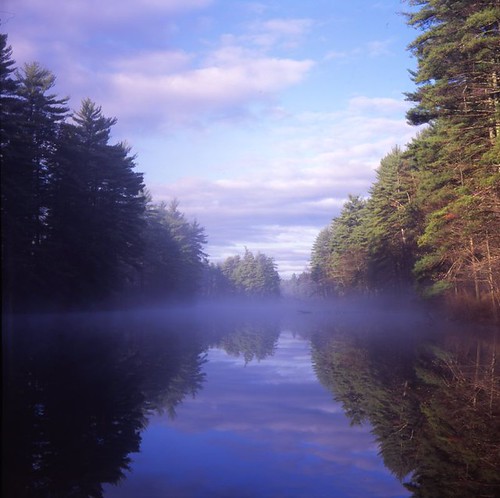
[2,301,499,498]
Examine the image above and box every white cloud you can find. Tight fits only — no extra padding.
[4,0,421,278]
[147,96,419,276]
[325,38,395,61]
[4,0,213,26]
[347,95,410,114]
[111,51,193,75]
[104,57,314,127]
[5,1,317,131]
[366,39,394,56]
[246,18,314,49]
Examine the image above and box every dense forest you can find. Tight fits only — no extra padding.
[203,249,281,299]
[309,0,500,321]
[0,32,205,310]
[2,0,499,317]
[0,33,280,311]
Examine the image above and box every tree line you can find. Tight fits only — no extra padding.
[309,0,500,320]
[0,34,280,311]
[203,248,281,299]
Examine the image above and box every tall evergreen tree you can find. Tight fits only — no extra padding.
[405,0,500,313]
[1,56,69,309]
[405,0,500,141]
[138,200,207,299]
[365,147,419,291]
[311,196,368,296]
[161,200,207,297]
[216,249,280,298]
[310,226,335,297]
[47,99,145,305]
[328,195,369,294]
[0,34,20,311]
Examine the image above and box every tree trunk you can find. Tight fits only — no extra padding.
[485,234,499,322]
[470,237,480,301]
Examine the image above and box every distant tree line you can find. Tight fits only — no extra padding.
[1,34,209,311]
[0,33,284,311]
[280,272,315,299]
[203,248,281,298]
[310,0,500,320]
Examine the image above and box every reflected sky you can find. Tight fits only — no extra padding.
[104,331,409,498]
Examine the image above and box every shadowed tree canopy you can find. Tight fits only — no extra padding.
[1,34,209,311]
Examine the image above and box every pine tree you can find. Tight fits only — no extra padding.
[365,147,419,291]
[1,56,69,309]
[0,34,20,311]
[48,99,145,305]
[310,227,335,297]
[216,249,280,298]
[405,0,500,313]
[138,200,207,299]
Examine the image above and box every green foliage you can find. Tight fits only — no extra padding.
[310,195,369,296]
[1,34,209,310]
[310,149,420,296]
[309,2,500,316]
[310,226,335,296]
[364,147,420,290]
[139,200,207,299]
[208,248,281,298]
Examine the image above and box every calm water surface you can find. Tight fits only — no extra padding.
[2,300,499,497]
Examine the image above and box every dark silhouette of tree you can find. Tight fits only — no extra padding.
[1,53,69,310]
[0,33,20,312]
[46,99,146,306]
[1,34,210,310]
[2,312,207,498]
[138,200,207,300]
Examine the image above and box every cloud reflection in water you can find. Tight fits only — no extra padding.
[104,331,409,498]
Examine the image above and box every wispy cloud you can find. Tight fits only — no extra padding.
[245,18,315,49]
[4,0,214,27]
[4,1,316,131]
[150,96,418,274]
[325,38,395,61]
[105,56,314,128]
[3,0,420,276]
[115,333,410,498]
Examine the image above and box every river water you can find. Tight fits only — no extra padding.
[2,299,499,497]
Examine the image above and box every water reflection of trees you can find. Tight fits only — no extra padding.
[218,322,280,364]
[2,313,207,498]
[312,325,500,498]
[198,305,281,364]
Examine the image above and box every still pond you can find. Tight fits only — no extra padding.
[2,299,499,497]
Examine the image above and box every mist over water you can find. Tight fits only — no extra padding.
[2,297,499,498]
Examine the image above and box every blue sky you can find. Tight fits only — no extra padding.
[2,0,421,276]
